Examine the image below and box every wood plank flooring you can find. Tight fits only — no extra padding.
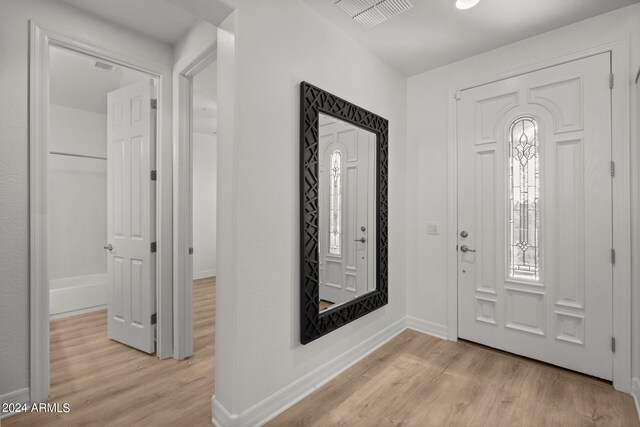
[4,277,216,427]
[5,283,638,426]
[270,329,639,427]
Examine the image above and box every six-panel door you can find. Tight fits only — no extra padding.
[106,79,156,353]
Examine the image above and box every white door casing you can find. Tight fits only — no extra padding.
[457,53,613,379]
[319,118,375,306]
[107,79,157,353]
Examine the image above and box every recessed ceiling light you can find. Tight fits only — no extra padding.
[455,0,480,10]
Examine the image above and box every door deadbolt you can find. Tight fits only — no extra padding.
[460,230,469,238]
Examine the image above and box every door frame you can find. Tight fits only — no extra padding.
[446,38,631,392]
[173,41,217,360]
[29,21,173,403]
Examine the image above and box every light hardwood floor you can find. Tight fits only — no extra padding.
[4,277,216,427]
[270,329,639,427]
[5,283,638,426]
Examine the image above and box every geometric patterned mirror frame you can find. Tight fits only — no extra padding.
[300,81,389,344]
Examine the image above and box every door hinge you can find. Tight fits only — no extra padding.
[151,99,157,110]
[610,161,615,177]
[151,242,157,253]
[611,336,616,353]
[611,248,616,265]
[150,170,157,181]
[609,73,614,89]
[151,313,157,325]
[188,247,194,255]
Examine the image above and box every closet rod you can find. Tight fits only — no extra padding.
[49,151,107,161]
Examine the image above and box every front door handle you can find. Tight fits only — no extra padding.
[354,237,366,243]
[104,244,113,251]
[460,245,476,253]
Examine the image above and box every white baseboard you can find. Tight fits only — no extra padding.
[49,273,107,318]
[193,269,216,280]
[0,388,30,419]
[211,317,408,427]
[212,396,236,426]
[406,315,448,340]
[632,378,640,420]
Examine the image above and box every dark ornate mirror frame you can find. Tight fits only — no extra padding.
[300,81,389,344]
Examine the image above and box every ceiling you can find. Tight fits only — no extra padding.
[302,0,640,76]
[50,46,149,114]
[193,60,218,136]
[58,0,197,44]
[57,0,234,45]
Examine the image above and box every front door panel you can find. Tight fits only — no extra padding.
[457,53,612,379]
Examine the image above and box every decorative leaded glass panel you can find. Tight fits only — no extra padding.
[329,150,342,255]
[508,117,540,281]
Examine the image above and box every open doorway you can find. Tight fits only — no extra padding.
[47,41,159,376]
[172,40,217,361]
[48,45,157,331]
[190,60,218,358]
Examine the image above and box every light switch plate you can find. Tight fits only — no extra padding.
[427,222,440,235]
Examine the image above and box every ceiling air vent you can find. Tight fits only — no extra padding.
[91,59,118,72]
[334,0,414,29]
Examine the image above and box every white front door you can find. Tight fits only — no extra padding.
[457,53,613,379]
[318,116,375,307]
[106,79,156,353]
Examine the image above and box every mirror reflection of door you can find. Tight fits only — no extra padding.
[318,113,376,313]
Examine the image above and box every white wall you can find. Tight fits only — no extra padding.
[48,105,107,281]
[0,0,173,400]
[213,0,407,422]
[406,3,640,388]
[193,132,217,278]
[48,105,108,317]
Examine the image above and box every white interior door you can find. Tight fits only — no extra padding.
[319,118,373,305]
[106,79,156,353]
[457,53,613,379]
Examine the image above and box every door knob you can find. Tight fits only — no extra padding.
[354,237,366,243]
[104,244,113,251]
[460,245,475,253]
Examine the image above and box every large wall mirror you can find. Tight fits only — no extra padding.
[300,82,388,344]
